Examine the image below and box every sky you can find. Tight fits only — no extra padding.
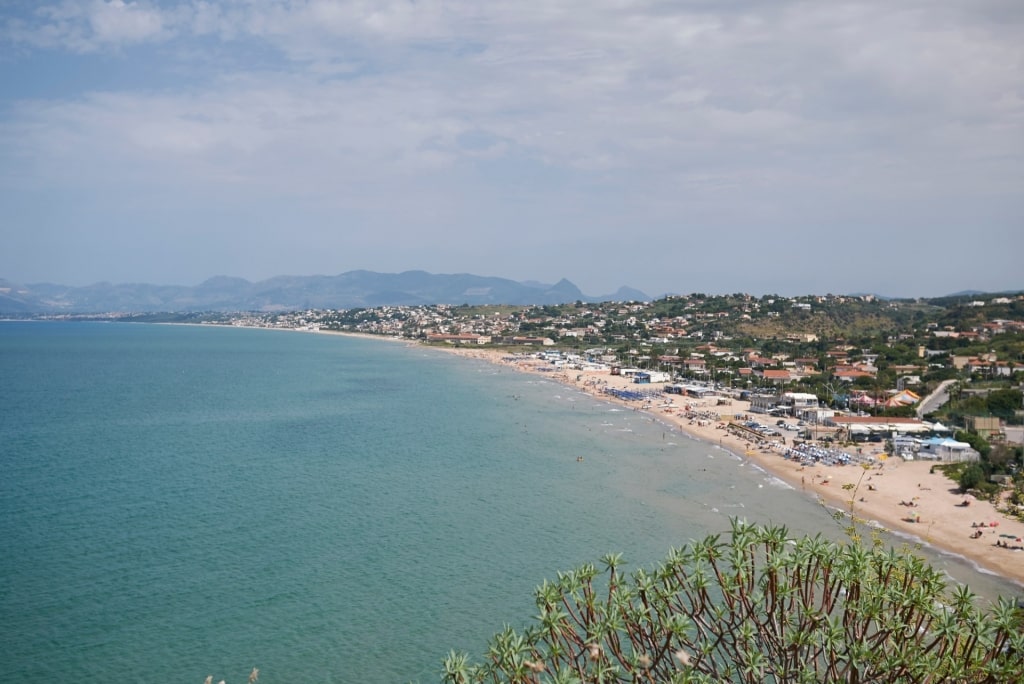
[1,0,1022,299]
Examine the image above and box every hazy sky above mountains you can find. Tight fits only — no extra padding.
[1,1,1021,298]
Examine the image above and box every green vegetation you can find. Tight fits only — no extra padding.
[958,462,989,494]
[933,437,1022,504]
[443,520,1024,683]
[985,389,1024,423]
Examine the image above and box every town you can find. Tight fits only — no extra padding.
[120,291,1023,454]
[132,289,1021,504]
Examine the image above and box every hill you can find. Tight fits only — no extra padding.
[0,272,650,314]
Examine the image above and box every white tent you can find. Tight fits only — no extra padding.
[921,437,977,462]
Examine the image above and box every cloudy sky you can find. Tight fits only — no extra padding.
[1,1,1021,298]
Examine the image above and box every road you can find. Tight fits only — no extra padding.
[1005,426,1023,445]
[916,378,958,418]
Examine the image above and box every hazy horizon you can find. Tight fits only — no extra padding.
[2,268,1019,301]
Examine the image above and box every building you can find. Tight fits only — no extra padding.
[634,371,672,384]
[509,336,555,346]
[830,416,932,441]
[918,437,979,462]
[966,416,1003,440]
[426,333,491,345]
[780,392,819,412]
[760,369,792,386]
[750,394,781,414]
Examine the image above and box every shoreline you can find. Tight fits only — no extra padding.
[225,325,1022,589]
[437,346,1024,587]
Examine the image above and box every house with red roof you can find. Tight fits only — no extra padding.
[759,369,791,386]
[833,366,875,382]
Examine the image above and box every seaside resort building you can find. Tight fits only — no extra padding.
[750,392,820,417]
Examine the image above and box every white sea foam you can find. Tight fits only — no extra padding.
[766,476,795,490]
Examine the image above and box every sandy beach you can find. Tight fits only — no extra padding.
[443,347,1024,586]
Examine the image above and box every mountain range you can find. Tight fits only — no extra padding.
[0,271,651,314]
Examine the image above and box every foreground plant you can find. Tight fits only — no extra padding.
[443,519,1023,683]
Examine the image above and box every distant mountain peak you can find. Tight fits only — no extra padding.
[546,278,585,297]
[0,270,651,314]
[609,285,650,302]
[198,275,252,288]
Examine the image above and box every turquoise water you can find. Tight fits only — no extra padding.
[1,321,1019,683]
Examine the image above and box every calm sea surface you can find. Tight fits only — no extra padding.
[1,321,1019,683]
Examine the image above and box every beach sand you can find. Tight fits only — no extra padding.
[445,348,1024,585]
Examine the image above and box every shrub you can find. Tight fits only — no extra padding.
[959,463,987,493]
[443,520,1023,683]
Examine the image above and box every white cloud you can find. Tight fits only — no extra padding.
[5,1,1020,184]
[1,0,1021,294]
[88,0,166,44]
[4,0,172,51]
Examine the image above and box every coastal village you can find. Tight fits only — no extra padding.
[114,290,1024,579]
[175,290,1023,455]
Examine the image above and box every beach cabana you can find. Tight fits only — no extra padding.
[885,389,921,407]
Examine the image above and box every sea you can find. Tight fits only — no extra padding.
[1,321,1020,683]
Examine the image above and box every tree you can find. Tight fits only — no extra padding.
[959,463,986,493]
[987,443,1023,474]
[444,520,1023,683]
[987,389,1023,424]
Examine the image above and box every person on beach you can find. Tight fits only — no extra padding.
[475,351,1024,583]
